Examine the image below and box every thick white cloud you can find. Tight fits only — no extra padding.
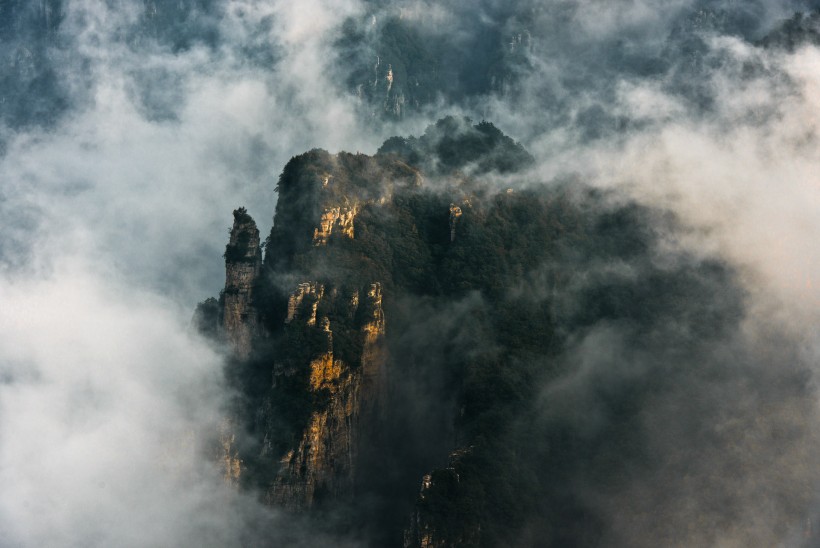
[592,42,820,325]
[0,258,242,547]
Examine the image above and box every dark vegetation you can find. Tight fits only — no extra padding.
[192,296,221,340]
[0,0,69,130]
[759,10,820,50]
[337,9,531,119]
[378,116,534,175]
[136,0,222,52]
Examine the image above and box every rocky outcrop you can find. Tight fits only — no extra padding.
[360,283,386,415]
[204,121,546,542]
[268,281,386,510]
[404,448,480,548]
[215,210,260,489]
[286,282,324,325]
[198,119,792,547]
[223,207,262,358]
[449,203,462,242]
[313,205,359,246]
[218,419,242,488]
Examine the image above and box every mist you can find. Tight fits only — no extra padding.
[0,0,380,545]
[2,0,820,546]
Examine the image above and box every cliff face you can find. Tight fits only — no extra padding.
[314,204,359,245]
[218,419,242,488]
[194,118,784,547]
[244,152,402,512]
[222,207,261,359]
[206,123,541,542]
[208,150,411,522]
[267,281,385,510]
[338,16,533,120]
[403,450,480,548]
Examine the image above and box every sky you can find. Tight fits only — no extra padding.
[0,0,819,546]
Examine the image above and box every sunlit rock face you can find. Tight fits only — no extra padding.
[268,281,386,510]
[313,205,359,246]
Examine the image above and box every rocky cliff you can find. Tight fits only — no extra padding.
[404,449,480,548]
[267,281,385,510]
[199,120,559,543]
[193,118,804,547]
[207,149,414,520]
[222,207,261,359]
